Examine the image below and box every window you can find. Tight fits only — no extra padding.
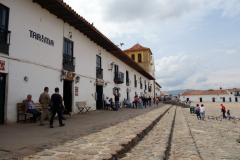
[131,54,135,60]
[96,55,103,79]
[63,38,75,71]
[126,70,129,86]
[138,54,142,62]
[0,4,10,54]
[63,38,73,56]
[134,75,137,87]
[145,80,146,90]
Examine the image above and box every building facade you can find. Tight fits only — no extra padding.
[123,44,156,98]
[179,89,240,103]
[0,0,155,123]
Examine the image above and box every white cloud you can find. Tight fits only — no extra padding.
[155,54,196,87]
[226,50,237,55]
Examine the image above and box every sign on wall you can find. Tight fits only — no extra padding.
[29,30,54,46]
[0,60,5,71]
[75,87,78,96]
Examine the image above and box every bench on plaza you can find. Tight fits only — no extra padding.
[76,101,91,114]
[17,102,42,123]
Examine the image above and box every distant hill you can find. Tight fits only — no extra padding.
[162,89,195,97]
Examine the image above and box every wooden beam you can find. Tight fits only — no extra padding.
[42,2,58,8]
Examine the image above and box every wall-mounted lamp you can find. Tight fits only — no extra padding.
[69,32,72,39]
[99,50,101,55]
[104,82,107,86]
[75,76,80,84]
[108,62,114,71]
[60,72,67,82]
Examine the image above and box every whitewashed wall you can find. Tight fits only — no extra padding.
[180,94,240,103]
[1,0,153,122]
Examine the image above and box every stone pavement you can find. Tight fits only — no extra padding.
[120,106,176,160]
[183,105,240,160]
[169,107,201,160]
[0,103,164,159]
[21,104,172,160]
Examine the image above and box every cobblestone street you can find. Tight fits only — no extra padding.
[1,103,240,160]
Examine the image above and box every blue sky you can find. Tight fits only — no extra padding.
[64,0,240,91]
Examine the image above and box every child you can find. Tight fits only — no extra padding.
[227,110,233,121]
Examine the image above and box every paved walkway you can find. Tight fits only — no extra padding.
[121,106,176,160]
[0,103,164,159]
[183,107,240,160]
[169,107,201,160]
[22,105,171,160]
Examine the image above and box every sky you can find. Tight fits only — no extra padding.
[64,0,240,91]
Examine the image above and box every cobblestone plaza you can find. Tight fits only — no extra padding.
[1,102,240,159]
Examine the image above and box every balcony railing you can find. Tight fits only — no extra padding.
[148,86,152,92]
[63,54,75,72]
[96,67,103,79]
[126,78,130,86]
[134,80,137,88]
[114,72,124,84]
[0,28,11,54]
[234,94,240,96]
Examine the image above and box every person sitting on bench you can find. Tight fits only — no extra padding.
[105,97,115,111]
[123,98,132,108]
[22,94,42,123]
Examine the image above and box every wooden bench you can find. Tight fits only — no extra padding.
[17,103,42,123]
[76,101,91,114]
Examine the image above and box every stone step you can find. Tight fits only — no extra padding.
[169,107,201,160]
[23,105,172,160]
[120,106,177,160]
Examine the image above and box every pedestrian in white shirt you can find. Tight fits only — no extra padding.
[200,104,205,120]
[105,97,115,111]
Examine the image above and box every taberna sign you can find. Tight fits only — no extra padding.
[29,30,54,46]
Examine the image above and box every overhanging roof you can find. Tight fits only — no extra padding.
[33,0,155,80]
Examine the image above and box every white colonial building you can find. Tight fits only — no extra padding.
[0,0,156,123]
[179,89,240,103]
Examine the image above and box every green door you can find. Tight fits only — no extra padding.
[96,85,103,110]
[0,73,6,124]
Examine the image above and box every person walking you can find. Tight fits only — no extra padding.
[114,94,119,111]
[227,110,233,121]
[153,97,156,104]
[148,96,151,106]
[200,104,205,120]
[221,104,227,119]
[138,96,143,109]
[39,87,51,126]
[49,87,65,128]
[156,98,159,107]
[195,104,201,120]
[144,96,148,108]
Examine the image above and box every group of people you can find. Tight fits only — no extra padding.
[221,104,233,120]
[195,104,205,120]
[105,92,161,110]
[104,94,119,111]
[195,104,233,121]
[22,87,66,128]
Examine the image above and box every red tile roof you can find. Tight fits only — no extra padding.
[180,89,228,96]
[124,43,153,55]
[160,92,169,96]
[226,89,240,92]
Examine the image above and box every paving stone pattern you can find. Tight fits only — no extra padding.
[169,107,201,160]
[23,105,171,160]
[183,107,240,160]
[120,106,176,160]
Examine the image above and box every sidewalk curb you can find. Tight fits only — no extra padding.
[106,105,173,160]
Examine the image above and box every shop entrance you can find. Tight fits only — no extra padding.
[63,80,72,112]
[0,74,6,124]
[96,85,103,110]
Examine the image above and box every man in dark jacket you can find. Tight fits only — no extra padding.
[114,94,119,111]
[49,88,65,128]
